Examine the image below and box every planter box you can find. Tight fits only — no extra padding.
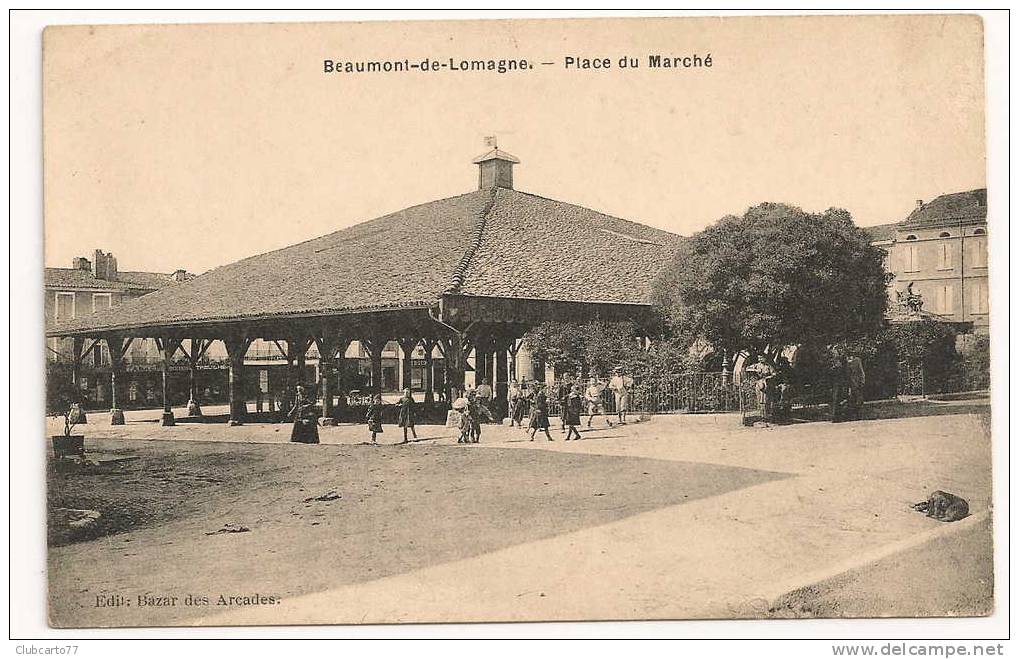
[52,435,85,460]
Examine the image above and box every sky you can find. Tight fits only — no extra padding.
[43,14,986,275]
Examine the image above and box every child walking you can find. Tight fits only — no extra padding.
[365,393,384,445]
[396,388,417,444]
[564,384,584,441]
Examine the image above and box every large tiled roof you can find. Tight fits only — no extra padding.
[45,267,182,291]
[863,188,987,244]
[49,188,682,336]
[460,189,682,303]
[899,188,987,229]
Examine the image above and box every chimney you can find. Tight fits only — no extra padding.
[472,146,520,190]
[171,269,189,283]
[916,199,924,209]
[71,256,91,271]
[92,249,118,280]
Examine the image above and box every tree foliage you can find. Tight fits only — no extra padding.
[653,203,890,357]
[46,362,81,417]
[521,320,682,378]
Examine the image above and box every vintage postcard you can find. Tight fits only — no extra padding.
[40,14,994,628]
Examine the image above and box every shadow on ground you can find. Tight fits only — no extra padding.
[170,412,283,425]
[764,515,993,619]
[48,440,790,625]
[788,399,990,425]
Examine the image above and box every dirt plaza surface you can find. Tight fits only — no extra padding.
[46,398,992,626]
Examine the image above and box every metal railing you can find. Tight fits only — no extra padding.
[536,372,745,418]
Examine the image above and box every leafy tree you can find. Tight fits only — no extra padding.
[886,319,961,393]
[522,320,678,378]
[521,321,588,376]
[46,363,80,416]
[580,321,649,376]
[653,203,890,358]
[957,334,990,391]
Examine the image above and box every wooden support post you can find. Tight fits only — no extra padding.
[295,336,312,385]
[398,338,418,393]
[104,334,131,425]
[438,334,466,403]
[156,337,182,426]
[224,335,253,426]
[507,338,521,383]
[314,332,349,424]
[314,334,335,422]
[186,338,211,416]
[318,353,334,421]
[421,339,437,404]
[495,344,509,420]
[66,337,87,423]
[71,337,83,392]
[475,342,490,388]
[361,336,386,396]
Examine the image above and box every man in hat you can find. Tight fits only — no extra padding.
[476,378,494,423]
[608,367,634,424]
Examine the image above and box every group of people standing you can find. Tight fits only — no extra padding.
[364,389,419,445]
[747,349,866,424]
[291,367,636,446]
[509,367,635,441]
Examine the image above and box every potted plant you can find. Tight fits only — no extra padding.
[47,378,86,460]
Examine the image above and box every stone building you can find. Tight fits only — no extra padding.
[867,188,989,333]
[45,249,194,406]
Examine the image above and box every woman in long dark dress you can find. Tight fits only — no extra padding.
[396,388,417,444]
[289,385,320,444]
[528,384,553,441]
[556,374,573,432]
[365,393,384,445]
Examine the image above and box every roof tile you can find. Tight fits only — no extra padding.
[49,187,683,335]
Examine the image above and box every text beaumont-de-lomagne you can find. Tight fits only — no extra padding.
[323,58,533,74]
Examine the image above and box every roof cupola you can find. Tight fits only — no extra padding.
[472,138,520,190]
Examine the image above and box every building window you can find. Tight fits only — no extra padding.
[970,280,989,314]
[904,244,920,272]
[55,292,75,320]
[971,237,988,268]
[934,284,954,315]
[92,292,113,313]
[973,228,986,235]
[905,234,918,240]
[937,240,952,270]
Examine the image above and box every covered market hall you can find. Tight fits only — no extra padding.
[47,148,683,426]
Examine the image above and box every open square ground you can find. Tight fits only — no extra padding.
[47,398,992,626]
